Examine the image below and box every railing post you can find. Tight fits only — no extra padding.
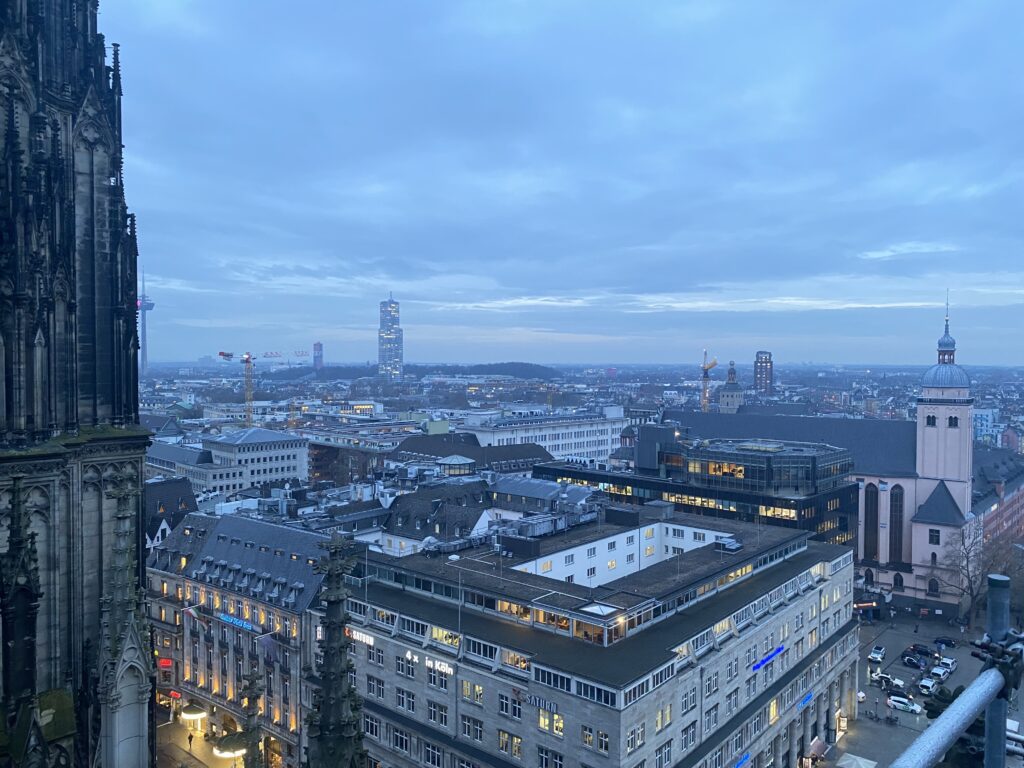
[986,573,1011,768]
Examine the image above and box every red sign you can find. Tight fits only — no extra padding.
[169,690,182,699]
[158,658,173,669]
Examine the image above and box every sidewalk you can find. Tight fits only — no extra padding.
[156,721,237,768]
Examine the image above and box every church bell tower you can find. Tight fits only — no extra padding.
[916,308,973,512]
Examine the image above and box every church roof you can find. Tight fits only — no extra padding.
[661,411,917,477]
[912,482,967,527]
[921,363,970,389]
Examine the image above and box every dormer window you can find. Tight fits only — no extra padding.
[948,416,959,428]
[926,415,937,427]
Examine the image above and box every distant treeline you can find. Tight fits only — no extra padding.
[261,361,562,382]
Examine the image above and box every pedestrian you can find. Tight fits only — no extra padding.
[187,732,193,751]
[960,624,965,635]
[914,623,919,633]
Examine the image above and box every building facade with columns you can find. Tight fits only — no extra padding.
[347,504,858,768]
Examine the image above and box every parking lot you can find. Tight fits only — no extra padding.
[829,615,987,766]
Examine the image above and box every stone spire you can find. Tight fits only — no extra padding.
[307,535,366,768]
[240,669,266,768]
[0,476,42,721]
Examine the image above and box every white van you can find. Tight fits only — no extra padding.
[939,656,957,673]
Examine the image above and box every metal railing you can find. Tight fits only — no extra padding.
[891,574,1023,768]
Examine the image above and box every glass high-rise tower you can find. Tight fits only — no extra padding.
[378,295,404,380]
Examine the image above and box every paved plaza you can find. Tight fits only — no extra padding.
[827,611,1022,767]
[156,720,238,768]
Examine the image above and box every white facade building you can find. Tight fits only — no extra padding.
[461,406,629,462]
[203,427,310,484]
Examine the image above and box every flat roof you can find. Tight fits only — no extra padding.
[366,510,806,614]
[360,542,848,688]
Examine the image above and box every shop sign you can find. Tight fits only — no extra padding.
[345,628,375,646]
[426,658,454,676]
[217,612,255,632]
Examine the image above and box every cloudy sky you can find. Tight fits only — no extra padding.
[102,1,1024,365]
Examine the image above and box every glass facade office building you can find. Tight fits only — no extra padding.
[534,426,857,547]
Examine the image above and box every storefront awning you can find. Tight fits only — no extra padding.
[810,737,827,758]
[180,702,207,720]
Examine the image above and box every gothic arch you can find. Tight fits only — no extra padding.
[893,573,904,591]
[889,484,905,563]
[864,568,874,587]
[863,483,879,561]
[928,578,940,595]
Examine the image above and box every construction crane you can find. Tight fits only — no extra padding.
[700,349,718,414]
[218,351,256,426]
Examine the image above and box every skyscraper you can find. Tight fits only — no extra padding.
[313,341,324,371]
[0,6,151,765]
[138,271,155,376]
[755,350,774,394]
[377,294,403,380]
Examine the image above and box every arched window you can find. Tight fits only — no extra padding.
[926,415,937,427]
[931,552,938,566]
[864,569,874,587]
[863,483,879,561]
[889,485,905,563]
[893,573,904,591]
[928,578,940,596]
[949,416,959,428]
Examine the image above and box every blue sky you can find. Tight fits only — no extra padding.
[103,1,1024,365]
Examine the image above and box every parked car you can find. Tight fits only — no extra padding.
[938,657,958,673]
[868,645,886,663]
[930,666,951,682]
[871,671,906,688]
[906,643,934,657]
[919,678,939,695]
[887,695,923,714]
[883,681,914,699]
[902,654,927,670]
[935,636,958,648]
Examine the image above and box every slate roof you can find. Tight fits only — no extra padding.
[144,477,198,540]
[140,414,185,436]
[147,442,212,466]
[662,411,917,477]
[972,445,1024,512]
[491,475,593,505]
[205,427,302,446]
[736,402,812,416]
[149,513,331,612]
[391,433,553,470]
[912,482,967,527]
[382,480,493,541]
[921,363,971,389]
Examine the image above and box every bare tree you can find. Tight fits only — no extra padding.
[931,522,1024,623]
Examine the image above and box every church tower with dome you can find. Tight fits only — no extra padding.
[915,310,974,513]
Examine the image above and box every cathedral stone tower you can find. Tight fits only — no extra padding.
[0,3,151,765]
